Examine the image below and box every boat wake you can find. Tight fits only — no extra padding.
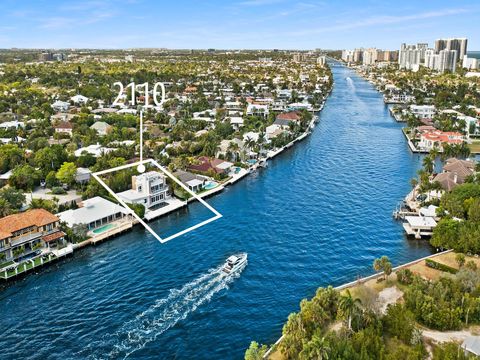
[346,76,355,90]
[96,262,246,359]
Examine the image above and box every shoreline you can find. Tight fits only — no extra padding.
[262,249,453,359]
[261,60,440,359]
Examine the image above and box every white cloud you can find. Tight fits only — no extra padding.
[287,8,471,36]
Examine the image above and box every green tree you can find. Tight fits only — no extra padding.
[339,289,362,331]
[383,303,416,344]
[0,187,25,210]
[300,334,330,360]
[56,162,77,186]
[9,164,40,190]
[373,256,392,280]
[455,253,466,268]
[245,341,268,360]
[0,198,12,217]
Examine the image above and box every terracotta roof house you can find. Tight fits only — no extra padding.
[0,209,64,261]
[188,156,233,175]
[432,158,475,191]
[417,129,464,152]
[276,111,302,122]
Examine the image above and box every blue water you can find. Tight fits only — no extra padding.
[0,62,432,360]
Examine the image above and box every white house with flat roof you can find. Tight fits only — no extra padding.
[74,143,114,157]
[0,120,24,130]
[57,196,130,230]
[410,105,435,119]
[246,104,269,117]
[117,171,170,210]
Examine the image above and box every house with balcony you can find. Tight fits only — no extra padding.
[118,171,171,210]
[417,128,464,152]
[0,209,65,261]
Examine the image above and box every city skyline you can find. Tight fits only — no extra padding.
[0,0,479,50]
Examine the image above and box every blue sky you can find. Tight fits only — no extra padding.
[0,0,479,50]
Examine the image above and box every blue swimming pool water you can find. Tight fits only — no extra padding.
[0,61,432,360]
[203,181,218,190]
[92,223,116,234]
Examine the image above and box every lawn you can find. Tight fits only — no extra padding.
[468,140,480,154]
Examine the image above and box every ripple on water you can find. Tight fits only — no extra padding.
[0,62,431,360]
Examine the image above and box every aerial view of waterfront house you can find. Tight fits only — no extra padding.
[0,209,64,261]
[118,171,170,210]
[173,170,208,193]
[57,196,132,234]
[432,158,476,191]
[417,128,464,152]
[188,156,234,176]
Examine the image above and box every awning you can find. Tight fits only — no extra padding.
[43,231,66,243]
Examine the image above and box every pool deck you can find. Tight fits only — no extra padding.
[77,219,134,246]
[144,198,188,221]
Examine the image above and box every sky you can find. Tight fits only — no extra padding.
[0,0,479,50]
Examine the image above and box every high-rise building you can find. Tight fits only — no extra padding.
[398,43,421,71]
[353,48,363,63]
[383,50,398,62]
[341,49,354,62]
[293,53,307,62]
[38,51,53,61]
[435,38,467,60]
[317,56,326,66]
[362,48,379,65]
[416,43,429,62]
[424,49,457,73]
[438,49,457,73]
[462,55,479,70]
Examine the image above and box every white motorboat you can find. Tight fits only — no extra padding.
[222,253,247,275]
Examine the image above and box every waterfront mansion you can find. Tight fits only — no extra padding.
[0,209,65,261]
[118,171,170,210]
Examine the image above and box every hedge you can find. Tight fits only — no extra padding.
[425,259,458,274]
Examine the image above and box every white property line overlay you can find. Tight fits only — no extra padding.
[139,111,143,163]
[92,158,222,243]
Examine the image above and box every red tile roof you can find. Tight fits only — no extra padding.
[0,209,59,240]
[43,231,66,243]
[188,156,225,174]
[276,111,301,122]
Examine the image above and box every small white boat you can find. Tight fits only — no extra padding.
[258,159,268,168]
[222,253,247,275]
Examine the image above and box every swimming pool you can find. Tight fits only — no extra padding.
[203,181,218,190]
[247,159,257,165]
[92,223,116,234]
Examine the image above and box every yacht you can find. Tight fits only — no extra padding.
[222,253,248,275]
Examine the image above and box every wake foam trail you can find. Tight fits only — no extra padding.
[346,76,355,91]
[104,262,245,359]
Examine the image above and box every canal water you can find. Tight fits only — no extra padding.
[0,62,432,360]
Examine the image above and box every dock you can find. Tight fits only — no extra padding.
[0,245,74,281]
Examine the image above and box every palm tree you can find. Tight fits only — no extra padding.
[338,289,362,331]
[422,155,434,174]
[0,198,12,217]
[300,334,330,360]
[228,142,240,162]
[429,146,440,160]
[410,178,418,199]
